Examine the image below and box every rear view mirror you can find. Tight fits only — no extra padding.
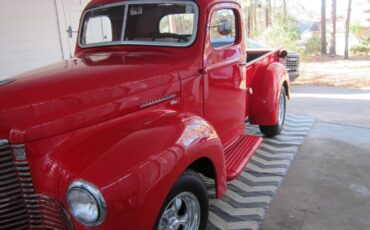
[217,19,232,36]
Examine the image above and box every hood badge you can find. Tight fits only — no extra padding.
[140,93,177,109]
[0,78,16,86]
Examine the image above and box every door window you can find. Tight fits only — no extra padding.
[210,9,236,48]
[85,16,113,44]
[80,5,125,45]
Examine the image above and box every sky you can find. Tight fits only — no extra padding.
[286,0,369,26]
[289,0,347,14]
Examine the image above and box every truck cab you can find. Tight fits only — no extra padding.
[0,0,289,229]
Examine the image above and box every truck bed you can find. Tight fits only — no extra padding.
[245,49,281,85]
[246,49,276,66]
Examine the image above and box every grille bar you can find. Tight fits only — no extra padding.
[0,140,28,230]
[0,140,74,230]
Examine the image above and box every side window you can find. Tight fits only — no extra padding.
[85,16,113,44]
[210,9,236,48]
[80,5,125,45]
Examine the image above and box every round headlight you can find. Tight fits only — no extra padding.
[67,180,107,226]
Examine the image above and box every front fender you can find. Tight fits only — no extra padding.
[249,62,289,126]
[26,109,225,230]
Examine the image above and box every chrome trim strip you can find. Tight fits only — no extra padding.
[140,93,176,108]
[0,78,16,87]
[121,4,129,41]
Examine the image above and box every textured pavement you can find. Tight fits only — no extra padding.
[261,86,370,230]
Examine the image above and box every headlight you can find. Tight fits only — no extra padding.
[67,180,107,226]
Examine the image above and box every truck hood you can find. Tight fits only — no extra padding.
[0,51,182,143]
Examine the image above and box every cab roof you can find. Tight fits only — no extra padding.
[85,0,239,10]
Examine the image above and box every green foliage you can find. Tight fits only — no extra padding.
[304,37,321,55]
[258,13,300,50]
[350,24,370,45]
[350,44,370,55]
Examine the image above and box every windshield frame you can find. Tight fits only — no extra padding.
[78,0,199,49]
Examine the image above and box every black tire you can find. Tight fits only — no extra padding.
[259,87,287,137]
[153,170,209,230]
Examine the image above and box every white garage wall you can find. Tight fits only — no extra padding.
[0,0,62,80]
[0,0,89,81]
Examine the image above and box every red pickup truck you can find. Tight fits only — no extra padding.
[0,0,289,229]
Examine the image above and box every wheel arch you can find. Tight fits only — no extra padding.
[187,156,222,199]
[188,157,216,179]
[249,62,289,126]
[25,110,226,229]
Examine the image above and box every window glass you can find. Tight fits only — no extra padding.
[210,9,236,48]
[124,3,197,45]
[159,14,194,35]
[85,16,113,44]
[80,5,125,45]
[79,2,198,47]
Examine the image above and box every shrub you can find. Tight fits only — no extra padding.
[350,44,370,55]
[304,37,321,55]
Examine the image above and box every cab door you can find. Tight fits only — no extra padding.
[203,3,247,146]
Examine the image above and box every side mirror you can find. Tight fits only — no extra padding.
[217,19,232,36]
[278,50,288,58]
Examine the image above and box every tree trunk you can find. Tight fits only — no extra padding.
[265,0,271,28]
[344,0,352,59]
[253,8,257,36]
[321,0,327,55]
[329,0,337,56]
[247,7,252,37]
[248,6,256,38]
[283,0,287,24]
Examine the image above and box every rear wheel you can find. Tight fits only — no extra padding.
[154,170,209,230]
[259,87,286,137]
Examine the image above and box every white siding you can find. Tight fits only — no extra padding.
[0,0,62,80]
[0,0,90,80]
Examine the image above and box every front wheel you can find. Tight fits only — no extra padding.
[259,87,287,137]
[154,170,209,230]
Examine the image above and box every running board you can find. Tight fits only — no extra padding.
[225,135,262,181]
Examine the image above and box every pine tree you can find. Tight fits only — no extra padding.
[344,0,352,59]
[321,0,327,55]
[329,0,337,56]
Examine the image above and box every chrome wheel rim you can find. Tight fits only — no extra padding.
[278,92,285,126]
[158,192,201,230]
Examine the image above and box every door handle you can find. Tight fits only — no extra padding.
[239,63,247,67]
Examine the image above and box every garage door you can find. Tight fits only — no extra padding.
[57,0,90,58]
[0,0,89,81]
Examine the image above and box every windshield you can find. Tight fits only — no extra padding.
[79,1,198,48]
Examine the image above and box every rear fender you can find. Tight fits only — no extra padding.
[249,62,290,126]
[26,109,226,230]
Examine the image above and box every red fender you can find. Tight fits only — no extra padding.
[25,109,226,230]
[249,62,290,126]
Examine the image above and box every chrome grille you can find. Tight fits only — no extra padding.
[0,140,28,229]
[285,54,300,70]
[0,140,74,230]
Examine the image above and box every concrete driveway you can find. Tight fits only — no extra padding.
[260,86,370,230]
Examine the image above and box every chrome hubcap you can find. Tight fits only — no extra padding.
[278,92,285,126]
[158,192,201,230]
